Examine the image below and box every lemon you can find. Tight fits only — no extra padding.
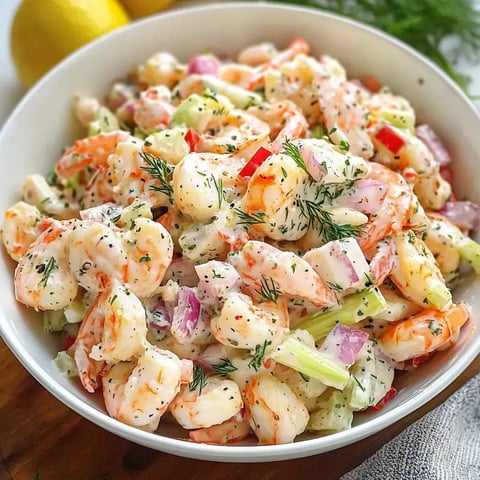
[10,0,130,88]
[119,0,175,19]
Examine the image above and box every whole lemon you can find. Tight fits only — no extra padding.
[10,0,130,88]
[119,0,175,19]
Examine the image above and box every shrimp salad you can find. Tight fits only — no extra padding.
[3,39,480,445]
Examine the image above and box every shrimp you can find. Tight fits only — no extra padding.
[379,302,471,362]
[390,230,452,310]
[240,153,311,241]
[73,282,148,392]
[14,219,78,310]
[246,100,308,152]
[173,153,245,223]
[68,221,127,292]
[108,138,172,208]
[21,174,80,219]
[238,42,278,66]
[369,124,451,210]
[357,162,415,252]
[81,167,115,209]
[103,345,193,432]
[422,213,463,284]
[133,86,176,131]
[245,37,310,91]
[314,66,373,158]
[2,201,44,262]
[196,109,271,157]
[243,372,310,445]
[122,217,173,297]
[55,130,132,179]
[137,52,187,89]
[189,414,251,444]
[367,236,396,285]
[169,376,243,430]
[229,240,338,307]
[211,292,289,350]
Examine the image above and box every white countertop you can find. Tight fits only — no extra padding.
[1,0,479,125]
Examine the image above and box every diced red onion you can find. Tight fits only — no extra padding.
[330,241,360,284]
[335,179,388,214]
[440,200,480,231]
[415,124,452,166]
[172,286,202,339]
[187,55,220,76]
[304,150,328,182]
[146,301,171,330]
[321,324,368,366]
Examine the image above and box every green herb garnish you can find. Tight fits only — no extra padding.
[248,340,272,371]
[139,151,174,201]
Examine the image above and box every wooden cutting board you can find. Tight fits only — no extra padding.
[0,339,478,480]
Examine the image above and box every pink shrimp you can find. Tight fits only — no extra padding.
[357,162,414,252]
[247,100,308,152]
[73,282,148,393]
[55,130,132,179]
[189,414,252,444]
[133,86,175,130]
[379,302,471,362]
[245,37,310,91]
[82,166,114,209]
[367,236,396,285]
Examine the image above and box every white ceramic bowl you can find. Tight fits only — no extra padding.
[1,2,479,463]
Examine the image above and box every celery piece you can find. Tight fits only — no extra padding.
[296,287,387,340]
[201,77,262,108]
[424,277,452,310]
[457,237,480,274]
[270,335,350,390]
[64,299,87,324]
[307,390,353,433]
[88,106,119,135]
[376,108,415,132]
[53,351,78,379]
[119,198,152,228]
[344,341,376,411]
[43,310,66,333]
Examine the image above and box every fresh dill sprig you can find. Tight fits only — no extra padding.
[212,358,238,376]
[261,0,480,92]
[299,199,364,242]
[256,276,282,303]
[248,340,272,371]
[282,139,309,176]
[139,151,175,201]
[234,207,267,225]
[38,257,59,289]
[189,364,208,394]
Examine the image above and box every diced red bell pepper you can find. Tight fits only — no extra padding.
[63,334,76,351]
[375,126,405,154]
[366,386,398,412]
[185,129,201,152]
[362,74,382,93]
[238,147,272,178]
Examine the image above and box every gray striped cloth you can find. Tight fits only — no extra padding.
[341,374,480,480]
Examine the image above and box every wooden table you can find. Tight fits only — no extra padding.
[0,339,478,480]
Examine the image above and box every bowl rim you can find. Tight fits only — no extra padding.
[1,1,480,462]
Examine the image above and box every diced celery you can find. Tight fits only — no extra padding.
[424,277,452,310]
[144,128,189,165]
[64,299,87,324]
[88,106,119,135]
[53,351,78,379]
[201,76,262,108]
[371,286,421,322]
[307,390,353,433]
[269,335,350,390]
[170,93,229,130]
[376,108,415,132]
[43,310,66,332]
[344,341,376,410]
[295,287,387,340]
[119,198,152,228]
[457,237,480,274]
